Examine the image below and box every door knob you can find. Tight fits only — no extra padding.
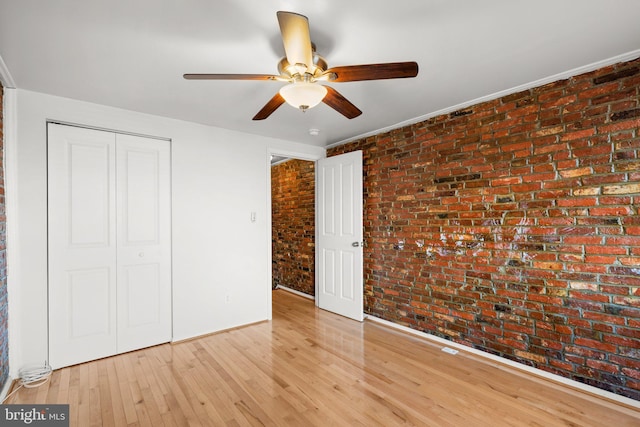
[352,242,361,247]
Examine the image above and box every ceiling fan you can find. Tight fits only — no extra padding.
[184,11,419,120]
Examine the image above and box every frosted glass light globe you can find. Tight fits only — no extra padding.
[279,82,328,111]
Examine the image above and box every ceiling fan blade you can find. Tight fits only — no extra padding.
[324,62,419,82]
[277,11,313,72]
[184,74,279,81]
[252,92,286,120]
[322,86,362,119]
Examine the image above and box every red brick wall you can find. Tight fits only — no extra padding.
[328,57,640,399]
[272,159,315,295]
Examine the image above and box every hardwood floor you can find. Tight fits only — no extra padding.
[6,290,640,426]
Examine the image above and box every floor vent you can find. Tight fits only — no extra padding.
[442,347,459,355]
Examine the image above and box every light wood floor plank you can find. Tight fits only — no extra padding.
[88,361,103,427]
[76,363,91,426]
[97,360,116,427]
[67,363,80,426]
[113,356,138,425]
[5,290,640,426]
[56,367,71,405]
[104,359,128,427]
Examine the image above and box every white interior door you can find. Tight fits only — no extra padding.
[48,124,118,368]
[48,123,172,368]
[316,151,364,321]
[116,134,172,353]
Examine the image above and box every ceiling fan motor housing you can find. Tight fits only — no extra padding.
[277,53,331,81]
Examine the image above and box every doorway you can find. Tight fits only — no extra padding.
[267,149,322,319]
[270,156,316,299]
[267,149,364,322]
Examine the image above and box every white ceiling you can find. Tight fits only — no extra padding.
[1,0,639,147]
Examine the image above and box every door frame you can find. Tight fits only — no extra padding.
[266,148,323,320]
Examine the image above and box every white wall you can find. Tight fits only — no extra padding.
[9,89,325,373]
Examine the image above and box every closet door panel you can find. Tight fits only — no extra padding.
[122,264,161,327]
[68,268,112,337]
[48,124,118,369]
[116,133,172,353]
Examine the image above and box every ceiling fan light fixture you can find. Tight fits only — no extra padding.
[185,11,418,120]
[279,82,327,111]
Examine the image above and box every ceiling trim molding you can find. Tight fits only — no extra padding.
[0,54,17,89]
[327,49,640,150]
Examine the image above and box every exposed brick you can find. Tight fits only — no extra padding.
[327,56,640,400]
[271,159,315,295]
[558,167,592,178]
[593,66,640,85]
[561,128,596,141]
[533,126,564,137]
[611,108,640,122]
[599,119,640,134]
[602,183,640,195]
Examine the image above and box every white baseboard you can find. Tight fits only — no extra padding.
[365,315,640,409]
[275,284,639,408]
[275,285,315,300]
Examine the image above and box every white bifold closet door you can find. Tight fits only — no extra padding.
[48,123,171,369]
